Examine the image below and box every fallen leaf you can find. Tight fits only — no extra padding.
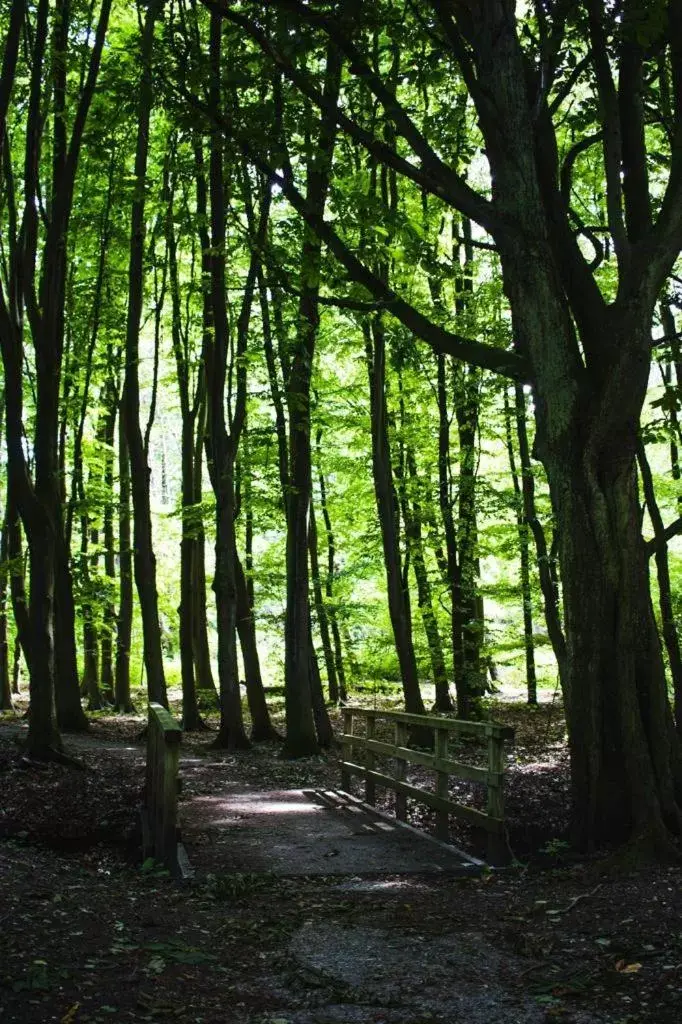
[615,961,642,974]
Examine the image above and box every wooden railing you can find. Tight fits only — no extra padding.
[142,703,183,873]
[340,707,514,864]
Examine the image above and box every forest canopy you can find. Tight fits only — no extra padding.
[1,0,682,856]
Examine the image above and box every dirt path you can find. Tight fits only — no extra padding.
[1,718,681,1023]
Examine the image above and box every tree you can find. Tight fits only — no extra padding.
[215,0,682,851]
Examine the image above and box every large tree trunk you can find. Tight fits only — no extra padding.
[551,443,682,849]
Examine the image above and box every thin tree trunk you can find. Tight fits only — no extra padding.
[115,413,134,713]
[435,354,465,709]
[236,425,278,741]
[504,388,537,705]
[191,382,215,693]
[236,553,279,741]
[100,391,117,703]
[638,440,682,736]
[309,501,339,703]
[514,385,566,688]
[309,613,335,748]
[121,0,167,708]
[0,514,13,711]
[403,446,452,712]
[364,318,425,716]
[167,168,204,730]
[281,44,342,756]
[454,366,485,719]
[315,430,347,701]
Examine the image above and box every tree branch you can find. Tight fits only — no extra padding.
[174,79,528,381]
[202,0,511,238]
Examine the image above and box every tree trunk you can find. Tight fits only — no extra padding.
[53,541,89,730]
[454,367,485,719]
[364,318,425,716]
[309,627,335,749]
[638,440,682,737]
[281,43,342,757]
[178,410,204,731]
[115,413,134,713]
[235,427,278,741]
[309,501,339,703]
[436,354,465,710]
[315,432,347,701]
[167,179,204,731]
[191,376,216,694]
[212,487,250,749]
[0,514,13,711]
[121,0,167,708]
[236,553,279,742]
[402,444,452,712]
[100,394,117,703]
[504,388,537,705]
[513,385,566,688]
[7,507,29,689]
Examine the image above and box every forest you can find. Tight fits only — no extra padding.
[1,1,682,1019]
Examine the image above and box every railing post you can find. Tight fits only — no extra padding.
[144,704,183,873]
[434,726,449,841]
[341,709,353,792]
[394,720,408,821]
[365,715,376,806]
[160,731,181,866]
[486,727,509,865]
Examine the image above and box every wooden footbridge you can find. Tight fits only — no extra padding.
[142,704,515,879]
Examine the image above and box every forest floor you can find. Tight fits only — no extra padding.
[0,694,681,1024]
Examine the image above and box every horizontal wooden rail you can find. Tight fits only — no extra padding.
[339,706,514,864]
[143,703,183,874]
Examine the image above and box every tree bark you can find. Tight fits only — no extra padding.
[638,440,682,737]
[282,47,343,756]
[236,553,280,742]
[309,501,339,703]
[364,318,426,716]
[0,513,13,711]
[315,429,347,701]
[403,445,452,712]
[114,412,134,713]
[121,0,167,708]
[504,388,537,705]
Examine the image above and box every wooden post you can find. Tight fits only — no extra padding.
[434,727,449,841]
[365,715,376,806]
[486,727,509,865]
[160,732,181,865]
[340,709,353,792]
[394,720,408,821]
[145,703,183,872]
